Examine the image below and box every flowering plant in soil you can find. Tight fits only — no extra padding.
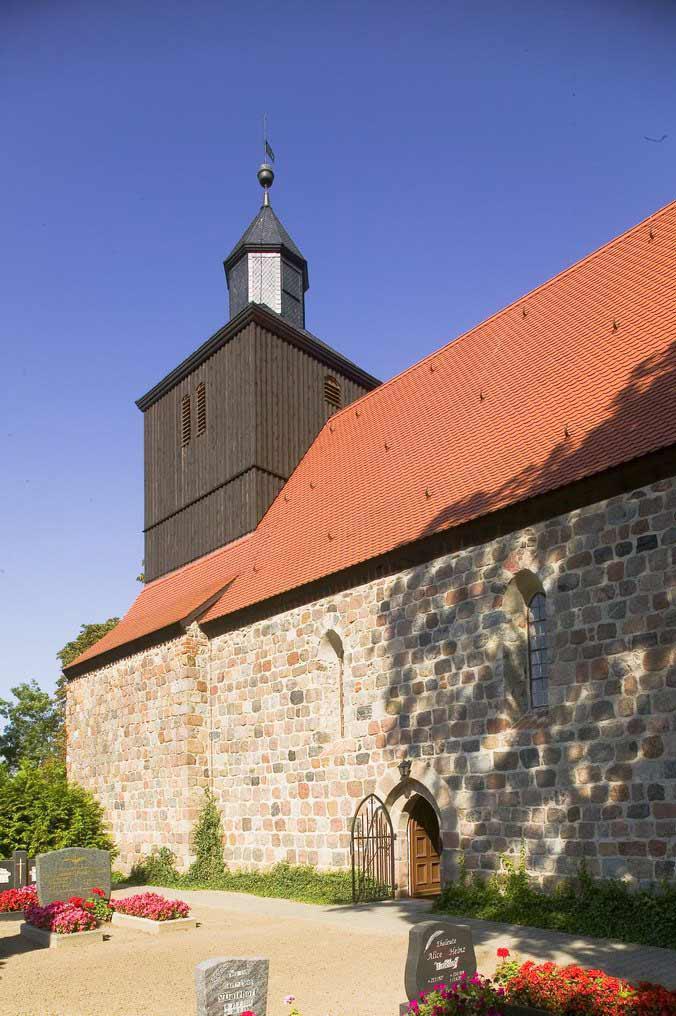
[405,971,504,1016]
[0,884,38,912]
[24,886,114,934]
[497,956,676,1016]
[112,892,190,921]
[25,900,98,934]
[83,887,114,923]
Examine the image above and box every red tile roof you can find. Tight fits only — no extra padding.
[68,200,676,672]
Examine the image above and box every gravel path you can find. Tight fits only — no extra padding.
[0,888,674,1016]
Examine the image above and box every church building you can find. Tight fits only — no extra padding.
[64,163,676,898]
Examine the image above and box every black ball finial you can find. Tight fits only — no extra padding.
[257,162,274,191]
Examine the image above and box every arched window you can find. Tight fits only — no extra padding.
[324,375,342,410]
[527,592,549,708]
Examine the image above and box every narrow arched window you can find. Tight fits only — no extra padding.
[196,382,207,436]
[527,592,548,708]
[180,394,191,447]
[318,630,345,737]
[324,375,342,410]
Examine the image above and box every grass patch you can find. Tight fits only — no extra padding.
[434,852,676,950]
[118,849,353,905]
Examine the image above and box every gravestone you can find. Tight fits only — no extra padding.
[0,850,32,891]
[404,920,477,1001]
[195,958,269,1016]
[35,848,111,906]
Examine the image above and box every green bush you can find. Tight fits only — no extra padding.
[188,789,225,883]
[0,761,116,857]
[129,846,180,886]
[434,851,676,950]
[127,852,353,905]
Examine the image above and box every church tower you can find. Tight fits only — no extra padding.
[137,159,379,582]
[224,161,309,328]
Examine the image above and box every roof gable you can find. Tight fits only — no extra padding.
[68,199,676,673]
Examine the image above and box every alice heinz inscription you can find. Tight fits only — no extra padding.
[404,921,477,1000]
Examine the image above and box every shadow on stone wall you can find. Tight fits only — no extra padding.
[371,341,676,889]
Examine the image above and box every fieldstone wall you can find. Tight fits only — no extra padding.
[66,627,210,871]
[67,474,675,885]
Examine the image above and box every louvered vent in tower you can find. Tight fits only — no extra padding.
[196,382,207,436]
[324,375,342,410]
[180,394,191,447]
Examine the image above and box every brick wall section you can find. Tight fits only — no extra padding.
[66,475,676,884]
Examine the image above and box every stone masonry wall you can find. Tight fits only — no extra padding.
[67,474,676,885]
[66,627,210,871]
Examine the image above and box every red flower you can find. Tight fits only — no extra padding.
[497,947,510,958]
[91,888,105,898]
[68,896,84,907]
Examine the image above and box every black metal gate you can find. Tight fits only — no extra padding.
[350,793,395,903]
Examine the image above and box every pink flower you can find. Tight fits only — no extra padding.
[284,997,296,1005]
[112,892,190,921]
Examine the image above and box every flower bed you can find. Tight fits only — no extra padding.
[400,953,676,1016]
[500,959,676,1016]
[0,884,37,913]
[112,891,190,921]
[25,899,99,934]
[24,887,114,934]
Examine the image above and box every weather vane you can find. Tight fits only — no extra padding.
[258,113,275,206]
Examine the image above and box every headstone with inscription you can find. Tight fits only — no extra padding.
[404,920,477,1001]
[0,850,33,891]
[196,958,269,1016]
[35,848,111,906]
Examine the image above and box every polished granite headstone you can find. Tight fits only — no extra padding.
[404,920,477,1000]
[196,958,269,1016]
[0,850,31,891]
[35,848,111,905]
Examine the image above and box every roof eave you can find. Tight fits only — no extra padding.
[135,302,381,411]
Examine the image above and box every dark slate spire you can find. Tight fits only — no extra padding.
[223,161,309,329]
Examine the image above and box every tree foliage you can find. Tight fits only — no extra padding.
[56,617,120,673]
[0,681,61,772]
[55,617,120,713]
[0,761,116,857]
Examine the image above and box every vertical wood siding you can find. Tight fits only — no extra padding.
[143,318,372,582]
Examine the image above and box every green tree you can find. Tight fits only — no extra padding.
[0,760,116,857]
[0,681,61,772]
[56,617,120,671]
[55,617,120,714]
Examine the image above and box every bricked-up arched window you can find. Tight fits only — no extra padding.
[318,629,345,737]
[180,394,191,447]
[527,592,549,708]
[196,382,207,436]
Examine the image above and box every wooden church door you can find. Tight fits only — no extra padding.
[408,797,442,897]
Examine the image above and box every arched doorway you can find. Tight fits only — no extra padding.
[376,761,457,898]
[408,796,442,897]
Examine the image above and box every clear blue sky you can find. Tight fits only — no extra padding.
[1,0,674,700]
